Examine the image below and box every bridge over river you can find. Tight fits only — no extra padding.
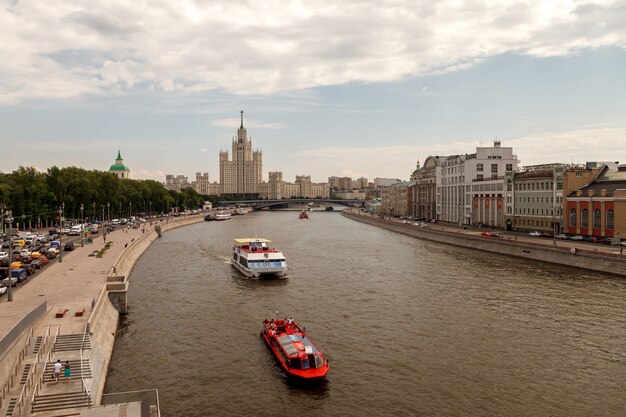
[218,198,367,210]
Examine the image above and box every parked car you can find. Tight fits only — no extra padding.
[481,232,503,238]
[600,238,613,245]
[621,241,626,247]
[46,248,58,258]
[555,234,569,240]
[529,231,542,237]
[39,256,49,265]
[21,262,36,276]
[0,283,7,296]
[64,242,75,251]
[540,232,554,238]
[570,235,584,241]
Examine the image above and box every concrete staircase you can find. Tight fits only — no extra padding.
[27,333,93,414]
[42,359,92,383]
[53,333,91,352]
[31,391,91,413]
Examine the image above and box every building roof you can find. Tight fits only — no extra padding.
[109,163,129,171]
[515,168,554,179]
[568,179,626,198]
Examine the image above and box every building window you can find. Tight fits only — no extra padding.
[506,164,512,172]
[593,209,601,229]
[477,163,483,172]
[491,164,498,174]
[607,209,614,229]
[570,208,576,227]
[581,209,588,227]
[477,174,483,180]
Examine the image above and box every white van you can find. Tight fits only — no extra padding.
[68,225,82,236]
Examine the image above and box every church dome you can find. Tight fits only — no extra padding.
[109,162,129,171]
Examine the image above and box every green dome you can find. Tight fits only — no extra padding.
[109,163,129,171]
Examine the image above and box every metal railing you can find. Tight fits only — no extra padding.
[0,326,33,410]
[79,322,91,405]
[94,389,160,417]
[28,324,59,414]
[12,324,57,416]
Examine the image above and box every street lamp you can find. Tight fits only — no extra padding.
[5,210,13,301]
[107,202,110,223]
[58,205,63,263]
[101,205,105,223]
[80,204,84,224]
[92,202,96,223]
[129,202,132,219]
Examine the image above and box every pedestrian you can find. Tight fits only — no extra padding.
[53,359,62,383]
[621,247,623,255]
[64,361,71,382]
[103,234,106,243]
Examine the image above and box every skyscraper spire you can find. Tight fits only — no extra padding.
[240,110,244,129]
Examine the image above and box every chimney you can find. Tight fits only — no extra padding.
[588,190,594,197]
[600,189,607,197]
[576,190,583,196]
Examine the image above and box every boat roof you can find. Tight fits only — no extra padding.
[234,238,272,243]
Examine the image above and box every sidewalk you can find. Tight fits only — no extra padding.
[0,226,144,339]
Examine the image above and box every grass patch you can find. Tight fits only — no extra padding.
[95,241,113,258]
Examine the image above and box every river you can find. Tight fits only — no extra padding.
[104,210,626,417]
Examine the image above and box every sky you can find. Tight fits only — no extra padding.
[1,0,625,183]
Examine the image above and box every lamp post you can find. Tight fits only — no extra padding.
[5,210,13,301]
[107,202,110,223]
[92,202,96,223]
[58,205,63,263]
[80,204,84,224]
[101,205,105,223]
[129,202,132,219]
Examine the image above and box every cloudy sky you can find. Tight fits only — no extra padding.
[1,0,625,182]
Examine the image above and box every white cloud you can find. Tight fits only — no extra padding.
[1,0,625,103]
[132,168,166,181]
[211,118,285,129]
[200,148,208,153]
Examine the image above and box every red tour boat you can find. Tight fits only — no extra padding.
[261,318,329,380]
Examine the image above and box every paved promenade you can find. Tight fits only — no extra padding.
[0,225,145,417]
[0,226,144,338]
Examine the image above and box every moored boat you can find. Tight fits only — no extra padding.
[261,318,329,380]
[232,238,288,278]
[214,210,231,220]
[234,208,247,215]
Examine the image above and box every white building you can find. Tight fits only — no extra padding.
[437,141,518,225]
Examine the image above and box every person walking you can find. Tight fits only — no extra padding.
[53,359,62,383]
[64,361,71,382]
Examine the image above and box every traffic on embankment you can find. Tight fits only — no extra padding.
[342,208,626,277]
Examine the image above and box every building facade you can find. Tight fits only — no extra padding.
[506,164,566,232]
[219,111,263,195]
[565,163,626,239]
[410,156,442,219]
[165,174,190,192]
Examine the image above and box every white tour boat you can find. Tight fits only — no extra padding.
[232,238,288,278]
[214,210,232,220]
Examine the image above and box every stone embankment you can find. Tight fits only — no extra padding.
[342,210,626,277]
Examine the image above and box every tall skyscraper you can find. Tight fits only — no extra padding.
[219,111,263,195]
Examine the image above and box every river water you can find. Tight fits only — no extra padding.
[104,211,626,417]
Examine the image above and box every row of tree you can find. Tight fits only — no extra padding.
[0,166,221,229]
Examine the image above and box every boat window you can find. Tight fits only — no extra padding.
[314,355,324,368]
[232,253,237,260]
[289,358,301,369]
[308,354,316,368]
[240,258,248,267]
[301,357,310,369]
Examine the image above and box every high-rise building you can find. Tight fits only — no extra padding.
[165,174,190,192]
[220,111,263,195]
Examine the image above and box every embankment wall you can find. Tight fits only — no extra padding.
[90,215,205,400]
[342,211,626,277]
